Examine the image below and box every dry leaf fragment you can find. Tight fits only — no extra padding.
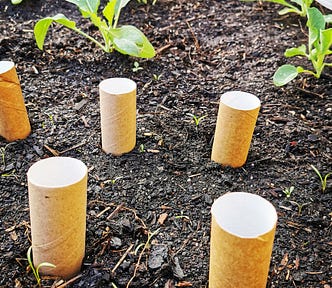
[278,252,289,271]
[10,230,18,241]
[158,213,168,225]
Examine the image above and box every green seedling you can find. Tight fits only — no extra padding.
[34,0,155,58]
[27,246,56,287]
[132,61,143,72]
[244,0,313,17]
[289,200,310,215]
[11,0,24,4]
[153,73,162,81]
[273,7,332,86]
[139,143,145,153]
[187,113,207,127]
[104,176,123,184]
[311,164,331,193]
[282,186,294,198]
[0,144,12,167]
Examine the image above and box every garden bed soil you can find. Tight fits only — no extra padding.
[0,0,331,287]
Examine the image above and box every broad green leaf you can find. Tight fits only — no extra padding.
[110,25,155,58]
[307,7,325,31]
[66,0,100,18]
[320,28,332,54]
[103,0,117,26]
[34,14,76,50]
[284,44,307,57]
[66,0,100,13]
[307,7,325,49]
[113,0,131,27]
[273,64,298,86]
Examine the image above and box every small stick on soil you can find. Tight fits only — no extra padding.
[186,20,200,51]
[111,243,134,274]
[96,206,111,218]
[107,203,124,220]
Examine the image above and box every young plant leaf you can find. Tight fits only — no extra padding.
[320,28,332,54]
[273,64,299,86]
[111,25,155,58]
[325,14,332,24]
[66,0,100,15]
[34,14,77,50]
[307,7,325,48]
[103,0,117,26]
[284,44,307,57]
[11,0,24,4]
[113,0,131,27]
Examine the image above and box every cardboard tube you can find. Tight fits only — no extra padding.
[0,61,31,141]
[211,91,260,167]
[209,192,277,288]
[99,78,136,155]
[27,157,87,279]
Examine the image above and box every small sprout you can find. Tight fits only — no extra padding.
[187,113,207,127]
[175,211,190,221]
[132,61,143,72]
[153,73,162,81]
[104,176,123,185]
[27,246,56,287]
[289,201,310,215]
[282,186,294,198]
[311,165,331,193]
[139,144,146,153]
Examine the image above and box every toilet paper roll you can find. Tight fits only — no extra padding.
[99,77,136,155]
[211,91,260,167]
[27,157,87,279]
[0,61,31,141]
[209,192,277,288]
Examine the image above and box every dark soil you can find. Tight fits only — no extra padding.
[0,0,331,287]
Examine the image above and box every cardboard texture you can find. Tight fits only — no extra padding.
[27,157,87,279]
[209,192,277,288]
[99,78,136,155]
[0,61,31,141]
[211,91,260,167]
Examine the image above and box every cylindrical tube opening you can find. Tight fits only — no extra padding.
[0,61,15,74]
[220,91,261,111]
[27,157,87,188]
[99,77,137,95]
[211,192,277,238]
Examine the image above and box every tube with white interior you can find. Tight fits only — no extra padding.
[211,91,260,167]
[0,61,31,141]
[99,77,136,155]
[209,192,277,288]
[27,157,87,279]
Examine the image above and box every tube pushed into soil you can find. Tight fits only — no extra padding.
[209,192,277,288]
[211,91,260,167]
[27,157,87,279]
[99,78,136,155]
[0,61,31,141]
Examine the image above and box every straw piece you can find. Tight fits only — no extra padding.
[211,91,260,168]
[27,157,87,279]
[0,61,31,141]
[99,78,136,155]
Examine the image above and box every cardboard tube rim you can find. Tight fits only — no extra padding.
[221,91,261,111]
[99,77,137,95]
[0,61,15,74]
[211,192,277,238]
[27,157,87,188]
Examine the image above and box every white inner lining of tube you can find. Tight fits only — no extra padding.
[0,61,14,74]
[99,78,136,95]
[27,157,87,188]
[221,91,261,111]
[212,192,277,238]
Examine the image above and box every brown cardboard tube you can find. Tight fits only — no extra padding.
[27,157,87,279]
[99,78,136,155]
[211,91,260,167]
[0,61,31,141]
[209,192,277,288]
